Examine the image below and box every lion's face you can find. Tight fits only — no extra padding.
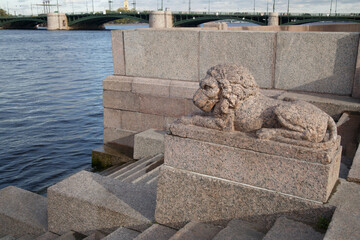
[193,74,220,112]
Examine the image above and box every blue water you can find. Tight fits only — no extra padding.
[0,24,147,195]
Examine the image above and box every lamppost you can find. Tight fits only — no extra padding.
[189,0,191,13]
[253,0,255,14]
[273,0,276,12]
[287,0,289,15]
[92,0,94,13]
[208,0,210,13]
[330,0,333,15]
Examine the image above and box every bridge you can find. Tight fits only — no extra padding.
[0,11,359,29]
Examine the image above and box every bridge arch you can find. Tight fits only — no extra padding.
[67,13,149,29]
[0,17,47,29]
[173,15,266,27]
[280,16,360,25]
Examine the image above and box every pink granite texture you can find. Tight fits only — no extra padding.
[155,166,334,231]
[165,133,341,203]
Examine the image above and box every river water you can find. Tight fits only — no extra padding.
[0,22,260,195]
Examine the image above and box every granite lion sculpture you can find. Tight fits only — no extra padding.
[180,64,337,147]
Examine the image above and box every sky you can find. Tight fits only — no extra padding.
[0,0,359,16]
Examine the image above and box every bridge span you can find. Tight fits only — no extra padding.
[0,11,359,30]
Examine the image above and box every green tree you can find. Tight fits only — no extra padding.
[0,8,9,17]
[113,7,139,24]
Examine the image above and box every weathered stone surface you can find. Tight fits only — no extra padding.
[0,186,47,238]
[83,230,107,240]
[277,91,360,120]
[169,222,222,240]
[155,166,334,231]
[48,171,156,234]
[132,77,170,97]
[263,217,324,240]
[275,32,359,94]
[35,232,59,240]
[121,111,165,132]
[185,65,339,148]
[0,236,16,240]
[103,127,135,144]
[103,75,132,92]
[133,129,165,159]
[111,31,125,75]
[325,179,360,240]
[104,108,122,129]
[103,227,140,240]
[56,231,87,240]
[169,80,198,99]
[213,219,264,240]
[134,224,177,240]
[348,146,360,183]
[200,31,276,88]
[352,37,360,98]
[336,112,360,160]
[139,95,186,117]
[92,145,132,170]
[103,91,139,111]
[124,29,199,81]
[165,133,340,202]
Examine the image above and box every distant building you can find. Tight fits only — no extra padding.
[124,0,129,10]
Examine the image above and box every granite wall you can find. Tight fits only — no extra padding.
[104,29,360,143]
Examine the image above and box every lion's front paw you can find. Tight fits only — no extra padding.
[256,128,276,140]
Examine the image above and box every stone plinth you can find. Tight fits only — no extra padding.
[155,123,340,229]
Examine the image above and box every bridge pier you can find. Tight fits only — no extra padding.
[47,13,68,30]
[268,12,279,26]
[149,11,173,28]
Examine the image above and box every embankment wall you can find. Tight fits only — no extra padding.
[103,29,360,143]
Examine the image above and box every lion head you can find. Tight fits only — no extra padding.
[193,64,259,116]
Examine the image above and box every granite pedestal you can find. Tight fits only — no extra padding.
[155,123,341,230]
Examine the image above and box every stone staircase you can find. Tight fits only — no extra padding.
[0,153,328,240]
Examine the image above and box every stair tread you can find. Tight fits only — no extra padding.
[35,232,60,240]
[56,231,87,240]
[107,155,155,179]
[103,227,140,240]
[263,217,324,240]
[132,167,160,185]
[213,219,265,240]
[134,224,177,240]
[169,222,222,240]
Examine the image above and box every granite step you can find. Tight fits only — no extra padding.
[106,155,157,179]
[133,224,177,240]
[0,236,15,240]
[111,154,163,181]
[35,232,60,240]
[82,230,107,240]
[102,227,140,240]
[56,231,87,240]
[132,167,160,185]
[121,155,164,183]
[169,222,222,240]
[48,170,156,235]
[213,219,265,240]
[263,217,324,240]
[0,186,48,238]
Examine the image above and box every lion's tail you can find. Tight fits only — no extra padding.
[327,116,337,143]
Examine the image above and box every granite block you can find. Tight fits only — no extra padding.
[103,227,140,240]
[351,35,360,98]
[139,95,186,117]
[165,134,340,202]
[155,166,334,231]
[111,31,125,75]
[56,231,87,240]
[103,127,135,144]
[124,29,199,81]
[325,179,360,239]
[134,224,177,240]
[103,90,139,111]
[348,145,360,183]
[104,108,122,129]
[0,236,16,240]
[83,230,107,240]
[213,219,265,240]
[121,111,165,132]
[0,186,47,238]
[133,129,165,159]
[92,145,132,169]
[48,170,156,234]
[132,77,170,97]
[169,222,222,240]
[275,32,359,95]
[263,217,324,240]
[103,75,132,92]
[200,31,276,88]
[169,80,198,99]
[35,232,59,240]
